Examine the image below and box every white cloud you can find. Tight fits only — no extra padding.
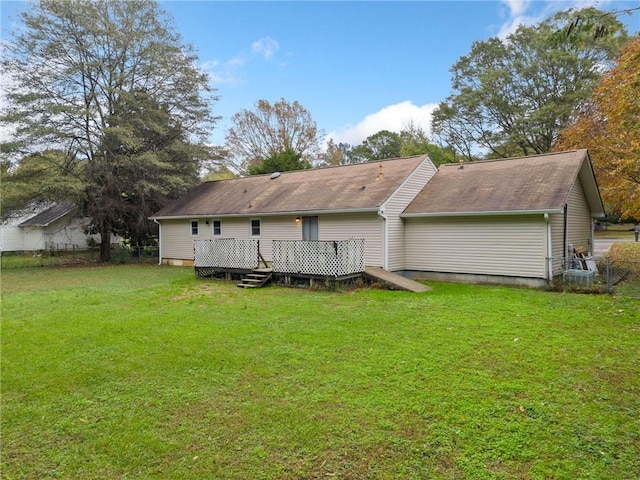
[200,56,246,87]
[502,0,529,17]
[251,37,279,60]
[326,101,439,146]
[496,0,545,38]
[496,0,610,38]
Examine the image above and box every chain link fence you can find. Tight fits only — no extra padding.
[552,256,640,298]
[605,258,640,299]
[0,245,159,269]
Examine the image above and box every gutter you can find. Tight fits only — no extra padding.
[401,208,563,218]
[150,207,380,221]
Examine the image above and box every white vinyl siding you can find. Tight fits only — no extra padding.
[319,213,383,267]
[160,214,382,265]
[547,178,594,276]
[550,212,565,261]
[383,158,438,271]
[405,215,546,278]
[1,216,97,252]
[161,219,210,260]
[566,178,593,252]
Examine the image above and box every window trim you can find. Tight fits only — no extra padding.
[212,219,222,236]
[190,219,199,237]
[250,218,261,237]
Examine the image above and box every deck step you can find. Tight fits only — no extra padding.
[237,270,273,289]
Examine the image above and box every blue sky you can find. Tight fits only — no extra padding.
[1,0,639,148]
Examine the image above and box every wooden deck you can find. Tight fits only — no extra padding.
[364,267,432,293]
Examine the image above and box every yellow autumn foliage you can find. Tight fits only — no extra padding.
[555,36,640,219]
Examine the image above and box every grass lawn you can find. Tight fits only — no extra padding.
[595,223,636,240]
[1,265,639,479]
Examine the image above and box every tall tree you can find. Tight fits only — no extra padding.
[1,0,217,260]
[354,130,402,162]
[432,7,627,161]
[555,36,640,220]
[248,150,311,175]
[320,138,354,166]
[226,98,321,174]
[398,122,455,166]
[0,150,83,218]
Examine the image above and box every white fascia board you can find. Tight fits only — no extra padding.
[400,209,563,218]
[150,207,380,221]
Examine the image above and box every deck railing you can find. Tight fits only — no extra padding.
[194,238,365,277]
[272,239,365,277]
[194,238,259,270]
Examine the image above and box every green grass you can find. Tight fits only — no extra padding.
[595,223,636,239]
[2,265,639,479]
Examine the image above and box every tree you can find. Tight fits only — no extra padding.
[319,125,455,168]
[350,130,402,163]
[555,36,640,220]
[398,122,455,166]
[432,7,627,161]
[320,138,353,166]
[1,0,217,260]
[248,149,311,175]
[225,98,321,174]
[0,150,83,218]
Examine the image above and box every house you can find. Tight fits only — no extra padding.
[401,149,604,285]
[151,149,604,287]
[151,154,438,270]
[0,200,112,252]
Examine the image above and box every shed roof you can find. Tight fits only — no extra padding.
[19,201,77,227]
[402,150,604,217]
[152,155,429,218]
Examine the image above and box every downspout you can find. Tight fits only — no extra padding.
[544,213,552,284]
[378,208,388,270]
[563,204,568,268]
[153,218,162,265]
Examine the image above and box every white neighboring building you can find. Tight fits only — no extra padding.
[1,201,100,252]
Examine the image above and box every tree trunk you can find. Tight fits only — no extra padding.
[99,224,112,262]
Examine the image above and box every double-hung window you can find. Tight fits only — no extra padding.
[251,219,261,237]
[190,220,199,237]
[212,220,222,236]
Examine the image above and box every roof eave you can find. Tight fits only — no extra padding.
[19,206,77,227]
[151,207,381,221]
[401,209,564,218]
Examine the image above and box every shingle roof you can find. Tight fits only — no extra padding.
[152,155,429,218]
[19,201,77,227]
[403,149,601,216]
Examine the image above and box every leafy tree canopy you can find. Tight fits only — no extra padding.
[432,7,628,161]
[225,98,321,174]
[0,150,84,219]
[320,123,454,167]
[248,150,311,175]
[555,36,640,220]
[1,0,217,259]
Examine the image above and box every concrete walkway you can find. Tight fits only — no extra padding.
[593,238,636,259]
[364,267,432,293]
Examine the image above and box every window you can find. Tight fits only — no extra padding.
[251,219,261,237]
[190,220,199,236]
[302,216,319,241]
[212,220,222,236]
